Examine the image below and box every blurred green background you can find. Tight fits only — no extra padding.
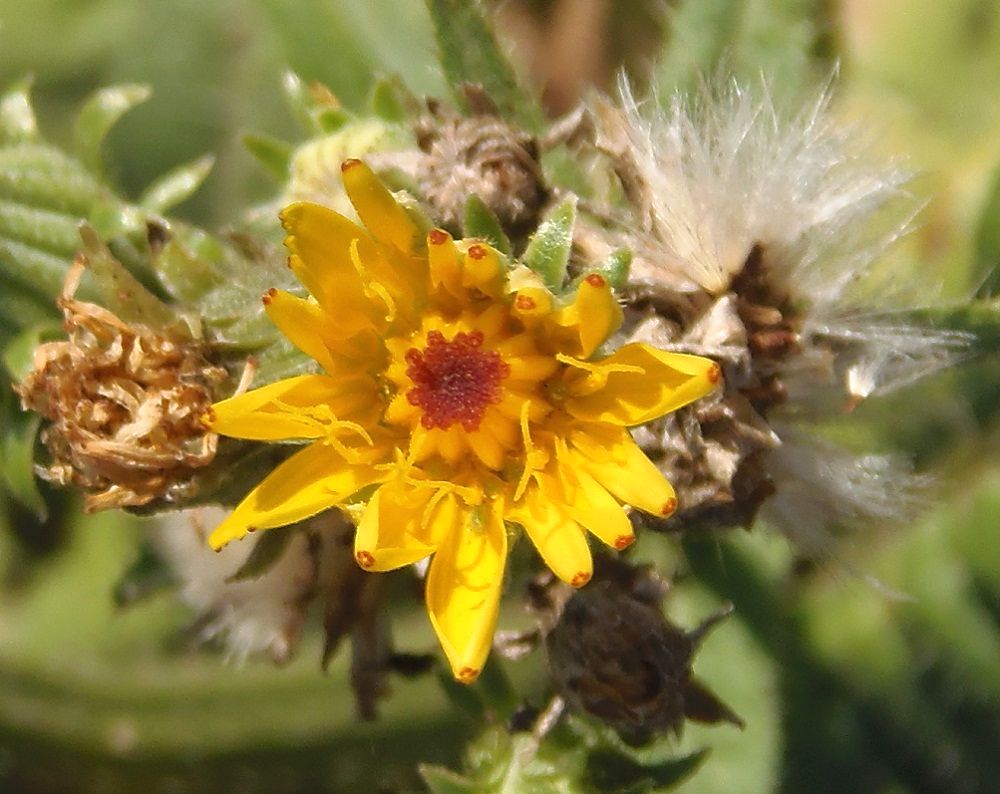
[0,1,998,791]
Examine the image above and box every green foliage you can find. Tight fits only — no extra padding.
[424,0,542,129]
[654,0,820,97]
[463,195,512,255]
[974,160,1000,298]
[522,196,577,292]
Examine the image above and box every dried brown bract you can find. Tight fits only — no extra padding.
[15,256,225,511]
[528,557,743,745]
[414,86,547,237]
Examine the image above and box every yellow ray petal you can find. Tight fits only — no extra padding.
[565,344,721,426]
[264,289,356,375]
[569,424,678,518]
[208,374,377,441]
[208,441,383,549]
[461,243,504,297]
[341,159,420,254]
[546,273,623,358]
[554,445,635,550]
[508,479,593,587]
[279,202,380,319]
[426,497,507,682]
[354,484,436,572]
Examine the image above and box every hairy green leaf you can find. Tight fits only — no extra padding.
[424,0,541,128]
[243,133,293,182]
[73,84,152,173]
[463,195,511,255]
[522,195,577,292]
[140,154,215,214]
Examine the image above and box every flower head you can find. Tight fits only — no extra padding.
[205,159,719,681]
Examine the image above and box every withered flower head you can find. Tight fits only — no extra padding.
[586,78,969,551]
[540,556,743,745]
[414,86,547,236]
[15,256,224,512]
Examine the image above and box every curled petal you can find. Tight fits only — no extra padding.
[209,441,383,549]
[565,344,720,426]
[554,445,635,550]
[426,497,507,682]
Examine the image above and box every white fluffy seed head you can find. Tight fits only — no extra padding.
[154,508,315,664]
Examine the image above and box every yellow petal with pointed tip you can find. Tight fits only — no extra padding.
[569,424,677,518]
[354,484,436,572]
[547,274,623,358]
[566,344,720,426]
[209,441,383,549]
[263,290,356,374]
[426,497,507,682]
[209,374,377,441]
[508,478,593,587]
[341,159,419,254]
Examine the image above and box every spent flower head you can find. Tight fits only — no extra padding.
[16,256,224,512]
[589,77,969,549]
[204,159,720,681]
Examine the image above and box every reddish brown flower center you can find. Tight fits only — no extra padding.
[405,330,510,431]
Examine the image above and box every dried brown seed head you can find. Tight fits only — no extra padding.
[15,257,225,511]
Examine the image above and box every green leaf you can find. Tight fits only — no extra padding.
[419,764,480,794]
[370,75,419,124]
[0,79,39,144]
[226,526,297,583]
[0,143,114,217]
[424,0,541,128]
[282,71,352,136]
[243,133,293,182]
[654,0,819,97]
[586,747,710,792]
[0,384,46,521]
[78,224,177,330]
[590,248,632,291]
[522,195,577,292]
[2,322,61,382]
[140,154,215,214]
[974,160,1000,298]
[73,84,152,173]
[0,273,56,332]
[112,541,176,608]
[463,195,511,255]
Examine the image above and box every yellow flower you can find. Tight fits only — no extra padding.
[206,159,720,682]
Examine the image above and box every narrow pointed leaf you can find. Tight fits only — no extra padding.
[140,154,215,213]
[73,84,152,172]
[243,133,293,182]
[370,74,419,123]
[0,144,113,216]
[974,160,1000,298]
[595,247,632,290]
[0,80,39,144]
[424,0,541,128]
[463,194,511,255]
[523,195,577,291]
[79,224,177,329]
